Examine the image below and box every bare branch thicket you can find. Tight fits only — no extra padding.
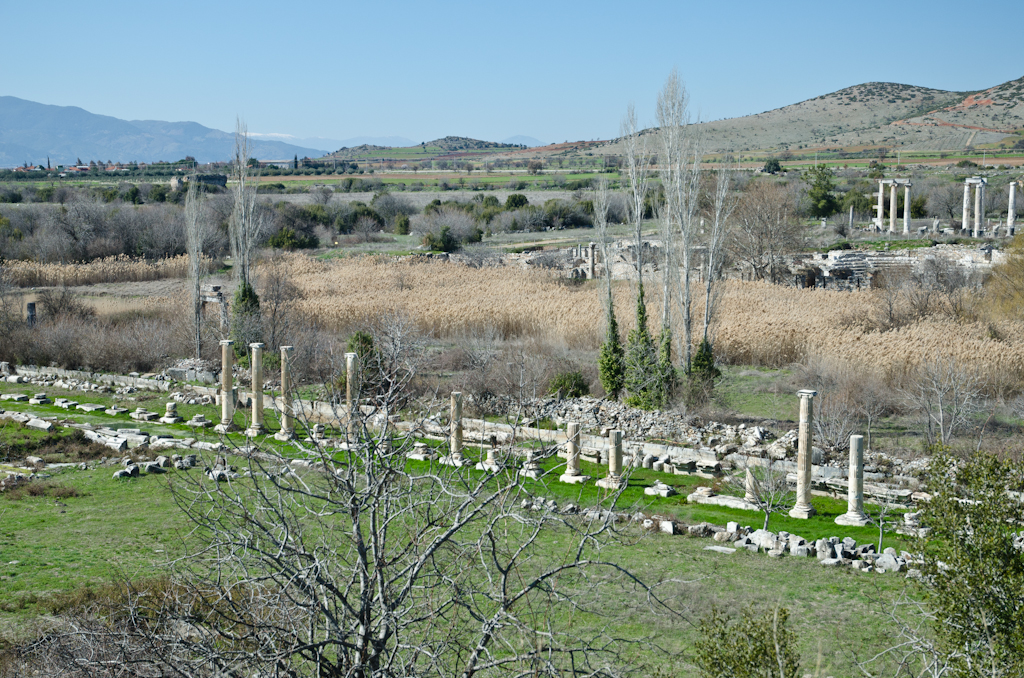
[800,357,857,453]
[258,253,302,353]
[853,587,959,678]
[702,157,737,345]
[229,118,264,290]
[729,181,800,283]
[310,185,333,206]
[726,455,794,531]
[850,372,895,452]
[17,320,683,678]
[184,175,209,360]
[901,355,982,446]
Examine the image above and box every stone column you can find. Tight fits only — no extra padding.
[876,181,885,230]
[836,434,869,526]
[744,467,756,502]
[903,184,912,235]
[588,242,596,279]
[345,352,357,438]
[475,433,501,472]
[275,345,294,441]
[974,183,982,237]
[215,339,234,432]
[560,422,590,484]
[596,429,625,489]
[789,389,817,519]
[1008,181,1017,236]
[963,181,971,231]
[889,183,897,233]
[245,343,265,436]
[441,391,465,466]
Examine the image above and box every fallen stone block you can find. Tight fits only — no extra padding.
[26,419,53,431]
[1,393,27,401]
[703,546,737,555]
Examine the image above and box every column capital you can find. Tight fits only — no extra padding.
[280,345,294,352]
[796,389,817,399]
[249,342,265,350]
[220,339,234,346]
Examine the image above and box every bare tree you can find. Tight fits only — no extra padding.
[901,356,982,446]
[184,175,208,360]
[728,455,794,531]
[621,104,650,287]
[702,161,736,344]
[594,178,613,313]
[656,69,703,371]
[729,181,801,282]
[229,118,264,292]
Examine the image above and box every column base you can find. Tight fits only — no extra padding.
[213,423,235,434]
[476,461,503,472]
[835,512,870,527]
[595,475,625,490]
[559,473,590,484]
[788,504,817,519]
[274,430,295,441]
[245,425,265,438]
[159,416,182,425]
[439,455,467,468]
[407,451,438,461]
[519,467,543,480]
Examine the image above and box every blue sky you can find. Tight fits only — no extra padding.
[7,0,1022,144]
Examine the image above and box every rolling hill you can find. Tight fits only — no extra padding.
[586,75,1024,156]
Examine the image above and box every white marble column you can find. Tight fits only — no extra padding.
[441,392,466,467]
[836,434,869,526]
[903,184,912,235]
[789,389,817,519]
[245,343,265,436]
[596,429,625,490]
[345,352,357,439]
[1008,181,1017,236]
[963,182,971,231]
[275,345,294,441]
[889,183,897,233]
[560,422,590,484]
[876,181,885,230]
[214,340,234,433]
[588,242,596,279]
[974,183,982,237]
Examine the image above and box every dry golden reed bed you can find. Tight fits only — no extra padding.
[6,254,209,287]
[276,254,1024,384]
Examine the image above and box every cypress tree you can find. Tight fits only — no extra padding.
[624,283,660,409]
[598,302,625,399]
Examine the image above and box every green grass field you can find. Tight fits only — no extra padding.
[0,375,924,675]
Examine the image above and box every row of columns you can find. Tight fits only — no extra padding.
[875,179,912,234]
[430,388,865,523]
[209,368,868,523]
[962,177,987,237]
[215,339,346,441]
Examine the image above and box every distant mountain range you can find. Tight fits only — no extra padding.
[0,97,331,166]
[250,133,417,151]
[502,135,545,147]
